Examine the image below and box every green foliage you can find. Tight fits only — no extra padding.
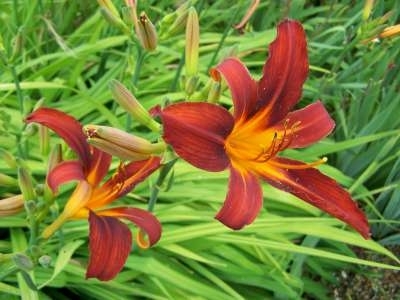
[1,0,399,299]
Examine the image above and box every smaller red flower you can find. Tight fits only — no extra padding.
[26,108,162,281]
[159,20,370,238]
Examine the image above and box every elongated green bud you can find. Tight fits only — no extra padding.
[100,7,130,34]
[18,167,36,202]
[84,125,166,161]
[185,7,199,77]
[159,1,191,39]
[109,80,160,132]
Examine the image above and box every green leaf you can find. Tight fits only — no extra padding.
[38,240,84,289]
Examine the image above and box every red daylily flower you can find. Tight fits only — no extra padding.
[26,108,162,281]
[159,20,370,238]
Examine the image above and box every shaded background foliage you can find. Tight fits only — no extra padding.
[1,0,399,299]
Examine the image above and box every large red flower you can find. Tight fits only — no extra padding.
[26,108,162,281]
[159,20,370,238]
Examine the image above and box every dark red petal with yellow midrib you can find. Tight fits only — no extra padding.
[98,207,162,246]
[257,20,308,125]
[211,58,258,121]
[270,101,335,148]
[261,157,370,238]
[25,108,92,168]
[216,166,263,229]
[161,102,234,172]
[47,161,85,193]
[89,157,161,209]
[86,147,112,187]
[86,210,132,281]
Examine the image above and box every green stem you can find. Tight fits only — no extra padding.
[147,159,177,212]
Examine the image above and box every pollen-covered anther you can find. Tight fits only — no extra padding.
[84,127,98,139]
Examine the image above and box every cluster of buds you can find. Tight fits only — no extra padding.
[97,0,157,51]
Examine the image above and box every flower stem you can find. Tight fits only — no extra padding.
[147,159,177,212]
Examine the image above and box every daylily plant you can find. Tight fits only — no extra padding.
[26,108,162,281]
[159,20,370,238]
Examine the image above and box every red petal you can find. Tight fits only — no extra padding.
[86,211,132,281]
[99,207,162,246]
[257,20,308,125]
[211,58,258,120]
[90,157,161,209]
[47,161,85,193]
[86,147,112,186]
[161,102,234,171]
[119,157,161,197]
[261,157,370,238]
[271,101,335,148]
[216,166,263,229]
[25,108,91,168]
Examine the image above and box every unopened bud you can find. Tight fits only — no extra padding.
[379,24,400,39]
[207,81,221,103]
[47,144,63,174]
[0,173,18,187]
[184,75,199,96]
[13,253,34,271]
[0,148,17,168]
[185,7,199,77]
[0,194,24,216]
[38,255,52,268]
[109,80,160,131]
[18,167,36,201]
[10,28,23,63]
[84,125,166,161]
[159,1,191,39]
[100,7,130,34]
[97,0,120,18]
[136,12,157,51]
[39,125,49,156]
[363,0,374,21]
[24,200,36,214]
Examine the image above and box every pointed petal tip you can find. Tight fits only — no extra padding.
[215,167,263,230]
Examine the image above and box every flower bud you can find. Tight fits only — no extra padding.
[97,0,119,17]
[109,80,160,132]
[207,81,221,103]
[18,167,36,202]
[0,173,18,187]
[159,1,191,39]
[185,7,199,77]
[136,12,157,51]
[84,125,166,161]
[10,28,23,63]
[363,0,374,21]
[0,148,17,168]
[379,24,400,39]
[38,255,52,268]
[99,7,130,34]
[0,194,24,216]
[184,75,199,96]
[24,200,36,214]
[13,253,34,271]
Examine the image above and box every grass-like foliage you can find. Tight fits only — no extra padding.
[1,0,399,299]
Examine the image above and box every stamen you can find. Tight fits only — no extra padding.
[269,157,328,170]
[254,133,278,162]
